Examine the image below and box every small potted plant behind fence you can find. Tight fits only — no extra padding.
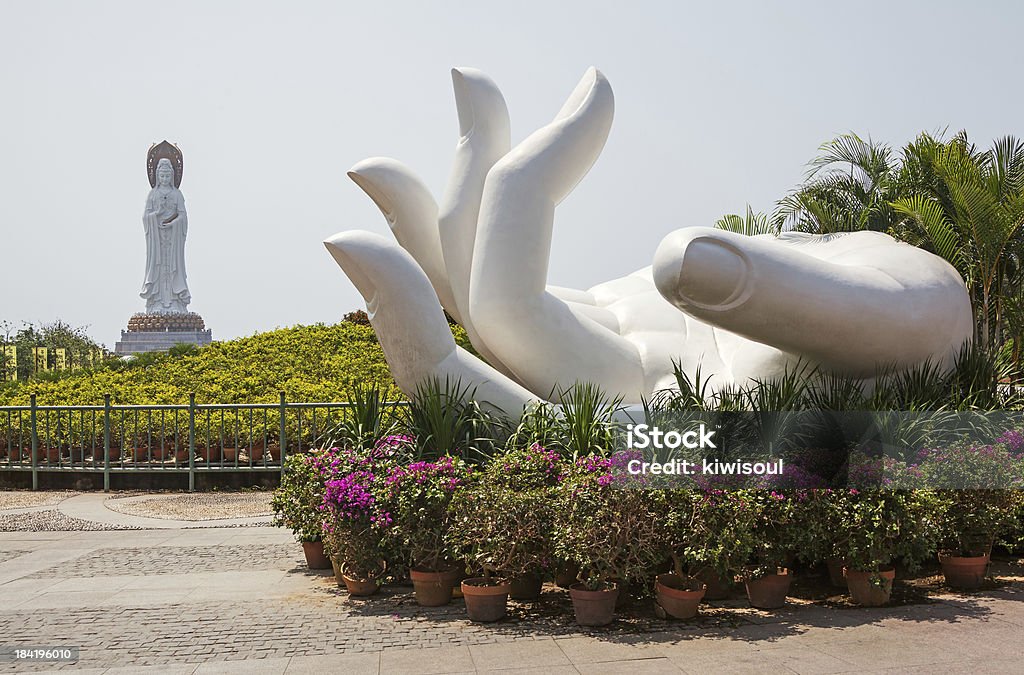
[919,444,1022,589]
[553,453,666,626]
[380,454,470,606]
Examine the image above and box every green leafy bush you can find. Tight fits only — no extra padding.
[552,454,667,591]
[447,444,565,579]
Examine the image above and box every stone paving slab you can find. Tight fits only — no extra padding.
[1,498,1023,673]
[23,544,300,578]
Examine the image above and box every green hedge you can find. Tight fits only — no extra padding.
[0,322,471,406]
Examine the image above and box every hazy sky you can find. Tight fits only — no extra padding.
[2,1,1021,348]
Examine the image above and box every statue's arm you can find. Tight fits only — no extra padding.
[176,192,188,234]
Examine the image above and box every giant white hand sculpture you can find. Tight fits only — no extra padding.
[325,67,973,414]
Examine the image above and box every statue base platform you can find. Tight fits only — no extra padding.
[114,313,213,355]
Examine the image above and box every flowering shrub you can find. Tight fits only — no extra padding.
[380,454,471,571]
[741,489,807,579]
[321,469,392,579]
[552,453,667,590]
[917,444,1024,555]
[487,443,565,491]
[663,488,757,581]
[448,484,555,579]
[833,488,939,580]
[271,446,349,542]
[316,441,401,578]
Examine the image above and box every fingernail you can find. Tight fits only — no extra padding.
[677,238,750,307]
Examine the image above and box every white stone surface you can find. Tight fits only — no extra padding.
[141,158,191,314]
[327,67,974,412]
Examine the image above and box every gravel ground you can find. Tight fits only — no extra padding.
[0,509,139,532]
[0,491,78,511]
[103,492,274,521]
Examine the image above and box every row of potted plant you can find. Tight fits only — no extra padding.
[1,439,289,464]
[273,436,1024,626]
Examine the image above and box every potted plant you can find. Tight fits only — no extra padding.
[836,487,938,605]
[836,453,940,606]
[448,477,557,620]
[553,453,666,626]
[271,446,349,569]
[453,443,563,602]
[379,454,470,606]
[659,488,757,617]
[918,444,1023,589]
[794,489,848,588]
[739,489,804,610]
[320,467,393,596]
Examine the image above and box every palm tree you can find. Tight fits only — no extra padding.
[891,134,1024,352]
[714,206,779,236]
[774,133,901,234]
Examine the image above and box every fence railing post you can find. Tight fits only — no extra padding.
[29,394,37,491]
[103,394,111,492]
[188,393,196,493]
[279,391,287,480]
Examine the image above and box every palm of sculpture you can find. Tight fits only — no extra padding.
[326,67,972,413]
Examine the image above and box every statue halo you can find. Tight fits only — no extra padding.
[147,140,184,188]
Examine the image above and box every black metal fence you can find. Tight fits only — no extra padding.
[0,393,366,491]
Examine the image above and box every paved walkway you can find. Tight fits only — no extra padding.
[1,493,1024,673]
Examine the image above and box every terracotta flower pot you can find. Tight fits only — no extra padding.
[266,444,282,462]
[462,578,511,622]
[655,574,706,620]
[410,568,457,607]
[939,553,989,590]
[554,562,580,588]
[697,568,733,600]
[569,582,618,626]
[41,447,65,464]
[199,446,221,463]
[131,447,149,463]
[174,447,191,464]
[844,567,895,606]
[826,557,848,588]
[222,447,239,462]
[508,573,544,601]
[745,569,792,609]
[69,447,87,463]
[301,541,332,570]
[247,441,266,462]
[333,561,383,597]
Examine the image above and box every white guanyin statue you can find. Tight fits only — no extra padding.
[325,67,973,414]
[141,156,191,314]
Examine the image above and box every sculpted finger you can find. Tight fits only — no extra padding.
[347,157,460,323]
[652,228,973,376]
[324,230,536,415]
[438,68,511,325]
[470,68,644,399]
